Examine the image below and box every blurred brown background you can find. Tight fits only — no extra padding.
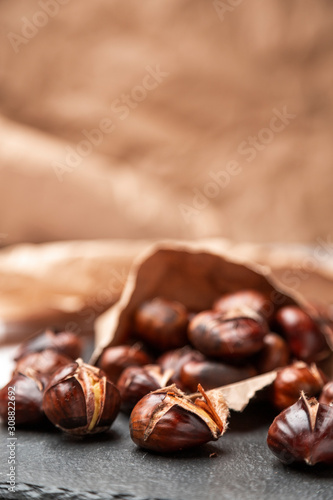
[0,0,333,245]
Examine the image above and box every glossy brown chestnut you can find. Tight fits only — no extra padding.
[97,344,152,384]
[157,346,205,388]
[117,365,173,412]
[272,361,326,411]
[14,349,72,380]
[188,308,268,360]
[43,359,120,435]
[274,306,328,363]
[129,384,228,452]
[134,298,189,352]
[15,328,82,361]
[319,381,333,405]
[255,333,290,374]
[267,392,333,465]
[0,372,45,425]
[213,289,273,321]
[180,360,257,392]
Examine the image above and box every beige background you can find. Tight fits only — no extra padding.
[1,0,333,245]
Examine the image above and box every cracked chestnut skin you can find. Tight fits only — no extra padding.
[15,328,82,361]
[267,392,333,466]
[130,385,228,453]
[14,349,72,380]
[188,309,268,360]
[213,289,273,321]
[43,359,121,435]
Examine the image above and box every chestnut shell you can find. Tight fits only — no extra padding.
[188,309,268,360]
[43,360,121,435]
[274,306,328,363]
[267,393,333,465]
[15,329,82,361]
[213,289,273,320]
[97,344,152,384]
[0,373,45,426]
[130,393,215,452]
[134,298,189,352]
[130,385,228,453]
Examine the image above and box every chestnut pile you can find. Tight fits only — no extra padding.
[97,292,330,414]
[0,290,332,466]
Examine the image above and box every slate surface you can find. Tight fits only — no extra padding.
[0,402,332,500]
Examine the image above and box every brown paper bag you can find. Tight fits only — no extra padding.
[93,241,333,409]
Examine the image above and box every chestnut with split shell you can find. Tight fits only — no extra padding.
[43,359,120,435]
[267,392,333,466]
[15,328,82,361]
[14,349,72,381]
[213,289,273,321]
[117,365,174,412]
[188,307,268,360]
[129,384,229,453]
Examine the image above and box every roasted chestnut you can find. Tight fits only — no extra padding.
[0,372,45,426]
[134,298,189,352]
[15,328,82,361]
[14,349,72,381]
[43,359,120,435]
[117,365,173,412]
[213,289,273,321]
[157,346,205,388]
[180,360,257,392]
[274,306,328,363]
[267,392,333,465]
[130,384,229,452]
[188,308,268,360]
[254,333,290,374]
[272,361,326,411]
[319,381,333,405]
[97,344,152,384]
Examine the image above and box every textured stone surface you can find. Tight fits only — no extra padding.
[0,403,332,500]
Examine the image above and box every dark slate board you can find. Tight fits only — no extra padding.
[0,402,332,500]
